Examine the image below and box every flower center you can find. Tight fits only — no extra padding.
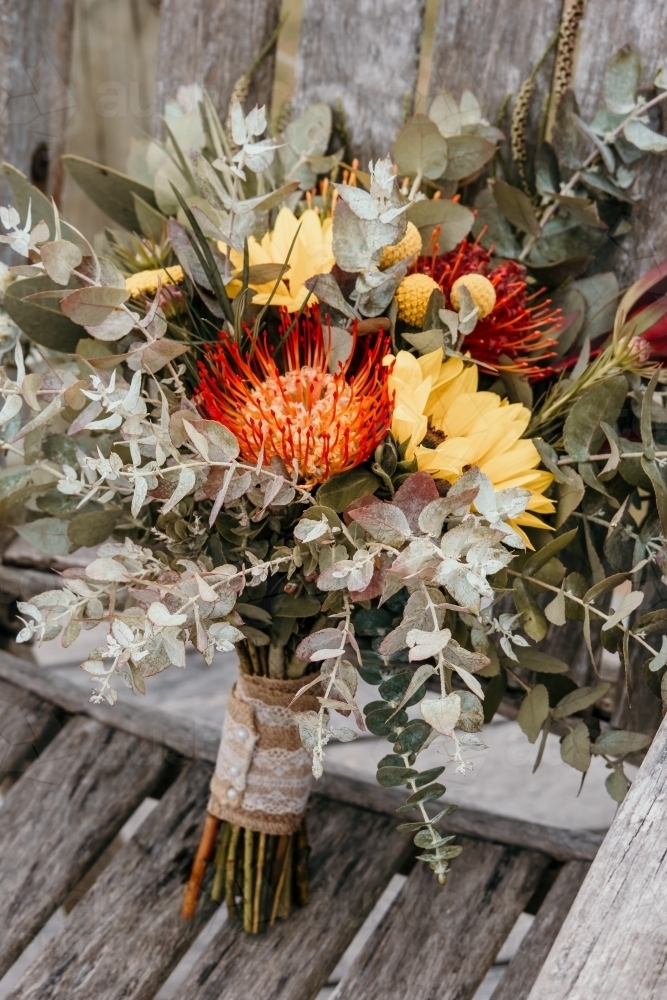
[421,423,447,449]
[239,366,368,482]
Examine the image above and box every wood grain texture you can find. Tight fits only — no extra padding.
[172,796,414,1000]
[9,760,217,1000]
[153,0,282,132]
[293,0,427,166]
[0,715,166,978]
[429,0,563,129]
[572,0,667,283]
[527,712,667,999]
[490,860,590,1000]
[0,0,75,205]
[0,566,62,602]
[0,652,605,862]
[0,677,62,776]
[318,771,604,862]
[334,837,549,1000]
[0,650,221,763]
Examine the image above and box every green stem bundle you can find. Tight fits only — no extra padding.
[183,816,310,933]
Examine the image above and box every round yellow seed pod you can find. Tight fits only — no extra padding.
[394,273,439,327]
[379,222,423,269]
[450,273,497,319]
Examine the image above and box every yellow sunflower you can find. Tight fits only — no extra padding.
[385,349,555,544]
[221,207,334,312]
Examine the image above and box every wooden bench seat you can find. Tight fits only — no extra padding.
[0,649,608,1000]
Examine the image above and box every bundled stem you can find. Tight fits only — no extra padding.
[183,815,309,933]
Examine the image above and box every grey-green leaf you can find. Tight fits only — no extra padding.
[393,115,448,180]
[562,375,628,461]
[517,684,549,744]
[493,180,540,236]
[561,721,591,772]
[63,155,158,232]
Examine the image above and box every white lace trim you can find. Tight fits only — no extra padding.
[214,683,313,816]
[241,696,294,729]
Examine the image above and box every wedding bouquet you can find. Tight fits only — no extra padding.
[1,35,667,933]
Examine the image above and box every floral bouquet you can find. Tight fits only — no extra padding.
[2,34,667,934]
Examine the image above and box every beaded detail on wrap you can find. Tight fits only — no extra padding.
[208,672,321,836]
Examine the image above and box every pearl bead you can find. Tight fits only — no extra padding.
[229,765,239,776]
[226,788,238,801]
[237,726,248,741]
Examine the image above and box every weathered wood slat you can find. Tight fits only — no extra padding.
[0,0,75,207]
[8,760,216,1000]
[318,771,604,862]
[490,860,590,1000]
[293,0,427,166]
[429,0,563,128]
[0,677,62,776]
[334,837,549,1000]
[0,651,221,763]
[527,713,667,999]
[0,715,166,978]
[0,566,62,602]
[572,0,667,283]
[172,796,413,1000]
[153,0,282,132]
[0,652,605,862]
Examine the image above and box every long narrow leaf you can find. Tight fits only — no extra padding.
[171,184,234,324]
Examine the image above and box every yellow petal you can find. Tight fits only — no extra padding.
[269,206,300,263]
[415,437,475,479]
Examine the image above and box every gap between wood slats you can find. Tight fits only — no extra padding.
[7,760,216,1000]
[333,837,550,1000]
[170,796,414,1000]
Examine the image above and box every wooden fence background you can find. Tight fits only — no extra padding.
[1,0,666,281]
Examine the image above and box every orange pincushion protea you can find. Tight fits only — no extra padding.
[197,307,393,485]
[418,239,561,378]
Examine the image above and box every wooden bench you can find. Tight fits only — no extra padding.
[0,648,604,1000]
[2,0,667,996]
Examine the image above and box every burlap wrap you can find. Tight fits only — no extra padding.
[208,673,321,836]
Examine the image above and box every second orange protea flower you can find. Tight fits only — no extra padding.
[197,307,393,485]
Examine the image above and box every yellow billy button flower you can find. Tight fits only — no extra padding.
[220,206,335,313]
[384,348,555,546]
[450,273,497,319]
[379,221,423,269]
[125,265,184,299]
[394,273,439,326]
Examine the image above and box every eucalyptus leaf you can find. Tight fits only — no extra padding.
[517,684,549,743]
[604,45,641,114]
[593,730,650,756]
[63,155,158,231]
[552,682,610,720]
[317,467,381,512]
[17,518,71,557]
[560,721,591,772]
[132,193,167,241]
[623,119,667,154]
[393,115,449,180]
[406,199,474,254]
[492,180,540,237]
[513,578,547,641]
[3,275,82,352]
[562,376,628,461]
[443,135,496,181]
[67,508,122,548]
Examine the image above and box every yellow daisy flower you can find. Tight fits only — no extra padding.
[222,207,335,312]
[385,348,555,544]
